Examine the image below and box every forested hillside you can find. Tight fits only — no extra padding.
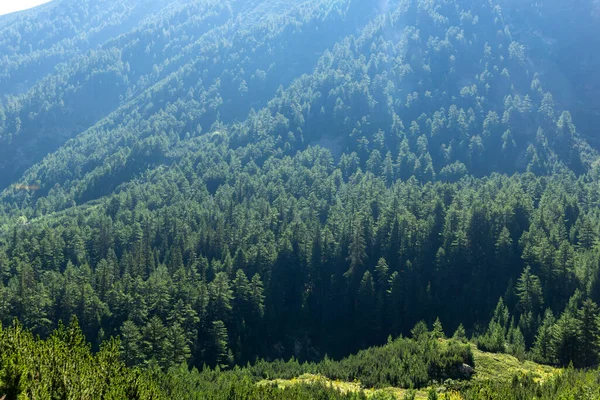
[1,0,600,398]
[0,0,373,190]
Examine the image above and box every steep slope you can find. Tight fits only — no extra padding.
[498,0,600,145]
[0,0,374,190]
[0,0,231,188]
[2,0,597,216]
[228,0,596,177]
[0,0,164,93]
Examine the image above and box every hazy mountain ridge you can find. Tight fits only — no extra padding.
[1,0,598,205]
[0,0,376,206]
[3,0,596,215]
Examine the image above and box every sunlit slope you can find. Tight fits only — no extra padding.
[258,342,560,399]
[2,0,597,220]
[0,0,377,206]
[0,0,371,191]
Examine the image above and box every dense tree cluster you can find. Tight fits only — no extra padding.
[2,317,600,399]
[478,293,600,369]
[2,152,600,369]
[0,318,470,398]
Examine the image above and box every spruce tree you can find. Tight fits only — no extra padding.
[120,320,144,367]
[432,318,445,339]
[356,271,376,345]
[166,323,191,367]
[576,299,600,367]
[515,266,544,315]
[551,311,580,366]
[532,309,556,364]
[142,316,168,368]
[210,320,231,369]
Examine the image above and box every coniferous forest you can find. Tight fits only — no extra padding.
[1,0,600,398]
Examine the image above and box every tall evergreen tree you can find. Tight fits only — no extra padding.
[551,311,580,366]
[356,271,376,346]
[120,320,144,367]
[209,320,231,369]
[576,299,600,367]
[532,309,556,364]
[515,266,544,315]
[209,272,233,323]
[166,323,192,367]
[142,316,168,368]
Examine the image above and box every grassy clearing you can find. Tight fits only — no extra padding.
[470,344,559,384]
[257,342,561,399]
[258,373,462,399]
[258,373,362,394]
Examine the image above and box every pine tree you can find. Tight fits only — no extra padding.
[518,310,537,348]
[166,323,191,367]
[250,274,265,318]
[232,269,251,320]
[432,318,445,339]
[515,266,544,315]
[210,320,231,369]
[453,323,467,343]
[120,320,144,367]
[383,151,395,186]
[411,321,429,340]
[346,214,367,282]
[480,322,506,353]
[169,299,199,348]
[209,272,233,323]
[554,242,575,302]
[491,298,510,330]
[578,219,596,250]
[374,258,390,292]
[142,316,168,368]
[551,311,579,366]
[495,226,514,279]
[576,299,600,367]
[374,258,389,335]
[366,149,382,175]
[532,309,556,364]
[507,326,526,360]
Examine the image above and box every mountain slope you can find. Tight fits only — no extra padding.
[0,0,374,190]
[2,0,597,217]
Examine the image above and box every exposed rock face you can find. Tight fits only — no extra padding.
[459,363,474,378]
